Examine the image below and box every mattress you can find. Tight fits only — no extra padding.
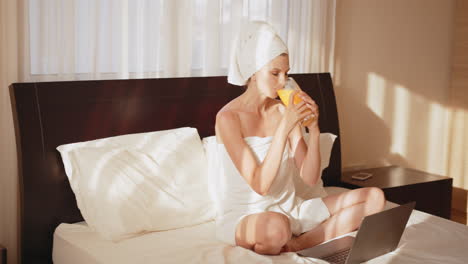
[53,188,468,264]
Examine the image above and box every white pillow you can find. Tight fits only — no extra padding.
[202,136,224,218]
[57,127,215,241]
[202,132,337,209]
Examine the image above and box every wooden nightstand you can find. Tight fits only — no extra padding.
[341,166,453,219]
[0,244,6,264]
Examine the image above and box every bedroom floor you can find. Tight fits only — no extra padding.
[451,208,467,225]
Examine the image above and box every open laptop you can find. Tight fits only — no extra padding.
[297,202,415,264]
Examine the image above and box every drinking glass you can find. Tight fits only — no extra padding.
[277,77,314,126]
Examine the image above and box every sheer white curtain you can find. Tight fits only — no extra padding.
[24,0,336,82]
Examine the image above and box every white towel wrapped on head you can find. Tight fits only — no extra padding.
[228,21,288,86]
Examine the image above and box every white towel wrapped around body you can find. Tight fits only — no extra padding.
[213,137,330,245]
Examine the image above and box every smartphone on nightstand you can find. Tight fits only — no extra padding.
[351,172,373,181]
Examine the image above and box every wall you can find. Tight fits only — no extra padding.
[334,0,455,178]
[449,0,468,214]
[0,1,20,263]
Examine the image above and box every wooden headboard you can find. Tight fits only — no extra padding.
[10,73,341,264]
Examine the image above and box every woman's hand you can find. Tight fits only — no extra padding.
[281,90,313,134]
[297,91,319,132]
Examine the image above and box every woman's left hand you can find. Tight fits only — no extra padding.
[298,91,319,131]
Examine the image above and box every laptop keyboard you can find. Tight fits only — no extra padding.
[321,248,351,264]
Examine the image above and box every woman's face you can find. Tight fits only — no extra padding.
[252,54,290,99]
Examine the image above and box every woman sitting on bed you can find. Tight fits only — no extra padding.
[214,21,385,255]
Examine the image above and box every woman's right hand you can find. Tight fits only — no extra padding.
[280,90,312,134]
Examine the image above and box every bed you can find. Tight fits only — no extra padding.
[10,73,468,264]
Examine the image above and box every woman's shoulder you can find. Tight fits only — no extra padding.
[215,100,242,141]
[216,100,240,120]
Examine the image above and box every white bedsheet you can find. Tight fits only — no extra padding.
[53,188,468,264]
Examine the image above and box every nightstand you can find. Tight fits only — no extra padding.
[341,166,452,219]
[0,244,6,264]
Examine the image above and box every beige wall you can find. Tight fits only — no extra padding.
[449,0,468,212]
[334,0,455,178]
[0,1,20,263]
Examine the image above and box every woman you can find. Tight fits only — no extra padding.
[214,21,385,255]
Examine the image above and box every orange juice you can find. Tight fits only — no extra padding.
[277,89,302,106]
[277,78,315,126]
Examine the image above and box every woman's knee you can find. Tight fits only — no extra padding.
[235,212,292,254]
[257,212,292,248]
[366,187,385,211]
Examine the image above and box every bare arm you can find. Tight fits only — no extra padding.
[288,92,321,187]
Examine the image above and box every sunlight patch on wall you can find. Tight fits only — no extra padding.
[366,72,386,118]
[427,102,450,174]
[449,108,468,188]
[362,72,455,178]
[391,84,409,157]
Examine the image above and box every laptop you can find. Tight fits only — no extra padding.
[297,202,415,264]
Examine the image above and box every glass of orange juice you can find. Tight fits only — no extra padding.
[277,77,315,126]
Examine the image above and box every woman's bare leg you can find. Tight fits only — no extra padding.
[235,211,292,255]
[283,187,385,252]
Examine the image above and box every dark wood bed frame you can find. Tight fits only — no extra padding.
[10,73,342,264]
